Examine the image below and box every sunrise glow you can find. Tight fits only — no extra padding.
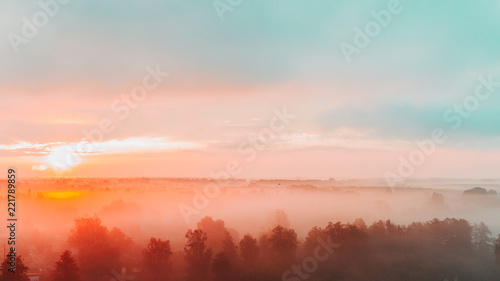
[44,191,82,200]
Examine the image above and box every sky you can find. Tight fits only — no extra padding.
[1,0,500,179]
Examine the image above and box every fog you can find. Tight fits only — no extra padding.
[1,177,499,280]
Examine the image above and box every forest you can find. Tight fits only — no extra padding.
[2,215,499,281]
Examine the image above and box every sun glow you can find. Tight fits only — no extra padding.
[43,137,200,172]
[45,145,82,172]
[44,191,82,200]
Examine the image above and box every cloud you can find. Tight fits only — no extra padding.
[318,98,500,146]
[1,0,500,178]
[32,164,48,171]
[43,137,201,171]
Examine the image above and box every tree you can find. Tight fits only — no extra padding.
[196,216,227,253]
[268,209,291,228]
[425,192,449,211]
[353,218,367,231]
[0,255,29,281]
[52,251,80,281]
[68,216,133,281]
[108,227,134,267]
[222,231,239,261]
[212,252,235,281]
[368,220,387,238]
[210,231,240,281]
[495,234,500,268]
[184,229,212,281]
[473,222,493,256]
[197,216,239,254]
[304,226,328,255]
[268,225,298,270]
[239,234,259,267]
[141,238,173,281]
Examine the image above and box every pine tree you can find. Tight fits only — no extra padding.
[0,255,30,281]
[52,251,81,281]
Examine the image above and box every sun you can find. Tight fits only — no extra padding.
[45,145,83,172]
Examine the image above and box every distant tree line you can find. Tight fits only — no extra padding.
[2,215,499,281]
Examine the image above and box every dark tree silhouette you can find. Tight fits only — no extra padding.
[52,250,80,281]
[68,216,133,281]
[197,216,227,253]
[52,215,499,281]
[209,231,240,281]
[141,238,173,281]
[473,222,493,256]
[496,235,500,268]
[212,252,237,281]
[0,255,29,281]
[239,234,259,267]
[353,218,367,230]
[222,231,239,261]
[304,226,328,255]
[268,225,298,270]
[197,216,239,254]
[184,229,212,281]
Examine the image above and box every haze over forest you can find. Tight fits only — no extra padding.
[0,177,499,280]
